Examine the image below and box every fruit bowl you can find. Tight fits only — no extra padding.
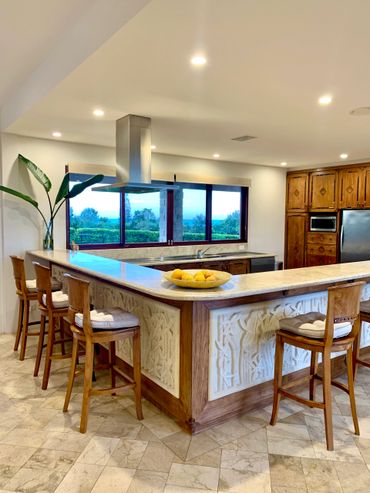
[164,269,232,289]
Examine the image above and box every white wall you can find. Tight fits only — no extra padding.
[0,132,286,333]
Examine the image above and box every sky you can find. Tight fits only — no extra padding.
[70,182,240,219]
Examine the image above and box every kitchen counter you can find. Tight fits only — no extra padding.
[124,250,275,266]
[28,249,370,433]
[29,249,370,301]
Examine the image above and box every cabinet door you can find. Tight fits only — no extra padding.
[305,253,337,267]
[362,167,370,208]
[286,173,309,212]
[309,170,337,211]
[285,214,307,269]
[338,168,362,208]
[227,260,248,274]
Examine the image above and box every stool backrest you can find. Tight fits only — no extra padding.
[325,281,364,344]
[10,255,27,296]
[64,273,92,337]
[33,262,52,309]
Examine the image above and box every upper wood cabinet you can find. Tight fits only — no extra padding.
[309,170,337,211]
[286,173,309,212]
[362,167,370,208]
[338,168,362,209]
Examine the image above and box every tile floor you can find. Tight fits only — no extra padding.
[1,333,370,492]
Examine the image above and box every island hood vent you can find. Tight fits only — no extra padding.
[93,114,177,193]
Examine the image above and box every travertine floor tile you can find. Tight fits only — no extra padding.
[54,462,104,493]
[4,466,65,493]
[218,468,271,493]
[301,457,342,493]
[107,438,148,468]
[25,448,78,472]
[269,455,306,489]
[77,436,120,465]
[167,463,219,491]
[90,466,135,493]
[334,461,370,493]
[268,437,316,458]
[127,470,167,493]
[138,441,175,472]
[142,414,182,439]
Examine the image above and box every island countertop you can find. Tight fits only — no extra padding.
[29,249,370,301]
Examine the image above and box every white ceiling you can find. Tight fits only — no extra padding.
[5,0,370,168]
[0,0,92,107]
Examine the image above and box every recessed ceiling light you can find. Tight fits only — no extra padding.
[191,55,207,66]
[52,131,62,138]
[151,145,156,150]
[93,109,104,117]
[318,94,332,105]
[280,162,287,167]
[213,153,220,158]
[340,153,348,160]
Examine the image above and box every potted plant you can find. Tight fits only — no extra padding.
[0,154,104,249]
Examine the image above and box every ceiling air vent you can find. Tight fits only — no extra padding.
[231,135,256,142]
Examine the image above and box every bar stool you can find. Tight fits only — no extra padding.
[33,262,72,389]
[10,255,61,361]
[270,281,364,451]
[353,300,370,376]
[63,273,143,433]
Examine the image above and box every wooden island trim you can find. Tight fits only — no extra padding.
[28,250,370,433]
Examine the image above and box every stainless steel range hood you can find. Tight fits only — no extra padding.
[93,114,176,193]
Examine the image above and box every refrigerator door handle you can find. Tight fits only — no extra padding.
[340,224,344,255]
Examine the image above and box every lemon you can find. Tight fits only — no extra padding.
[172,268,183,280]
[181,272,193,281]
[194,272,206,281]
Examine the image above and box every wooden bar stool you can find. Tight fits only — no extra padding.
[353,300,370,376]
[33,262,72,389]
[63,273,143,433]
[270,281,364,451]
[10,255,61,361]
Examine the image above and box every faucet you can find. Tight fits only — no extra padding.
[196,246,212,259]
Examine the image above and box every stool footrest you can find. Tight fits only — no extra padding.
[90,383,135,397]
[113,365,134,384]
[280,388,325,409]
[356,358,370,369]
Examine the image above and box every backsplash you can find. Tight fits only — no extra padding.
[87,242,254,260]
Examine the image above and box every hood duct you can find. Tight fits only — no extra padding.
[93,114,177,193]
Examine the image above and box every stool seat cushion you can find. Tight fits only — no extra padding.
[360,300,370,314]
[279,311,352,339]
[26,278,62,293]
[42,291,69,309]
[75,308,139,330]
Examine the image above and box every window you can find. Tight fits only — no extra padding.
[212,186,241,240]
[66,174,248,248]
[125,187,167,244]
[68,174,121,245]
[173,185,207,242]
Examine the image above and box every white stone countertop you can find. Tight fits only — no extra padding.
[29,250,370,302]
[125,251,274,266]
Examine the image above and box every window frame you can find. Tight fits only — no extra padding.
[65,172,248,249]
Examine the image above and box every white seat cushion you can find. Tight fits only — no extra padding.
[26,278,62,293]
[279,311,353,339]
[42,291,69,309]
[75,308,139,330]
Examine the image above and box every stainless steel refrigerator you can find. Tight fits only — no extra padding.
[340,209,370,262]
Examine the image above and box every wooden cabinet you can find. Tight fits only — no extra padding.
[286,173,309,212]
[338,168,362,209]
[305,232,337,267]
[362,167,370,208]
[149,258,250,274]
[285,214,307,269]
[309,170,337,211]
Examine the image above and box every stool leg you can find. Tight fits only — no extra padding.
[346,347,360,435]
[60,318,66,356]
[133,329,143,421]
[309,351,318,403]
[110,341,116,391]
[19,300,30,361]
[42,316,55,390]
[270,333,284,426]
[80,340,94,433]
[34,315,46,377]
[353,322,362,381]
[64,338,79,412]
[14,299,24,351]
[322,349,334,451]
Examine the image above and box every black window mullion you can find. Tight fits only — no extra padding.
[206,184,212,242]
[167,189,174,245]
[121,191,125,247]
[240,187,248,242]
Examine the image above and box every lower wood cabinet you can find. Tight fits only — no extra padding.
[149,258,251,274]
[305,232,337,267]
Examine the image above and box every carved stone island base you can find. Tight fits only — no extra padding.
[29,250,370,433]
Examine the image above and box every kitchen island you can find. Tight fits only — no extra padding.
[29,250,370,432]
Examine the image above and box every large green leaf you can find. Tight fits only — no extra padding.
[0,185,38,208]
[18,154,52,192]
[54,173,70,205]
[67,174,104,199]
